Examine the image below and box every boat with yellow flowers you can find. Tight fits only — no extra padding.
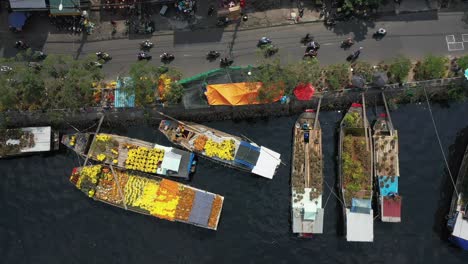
[70,165,224,230]
[62,133,196,180]
[158,115,281,179]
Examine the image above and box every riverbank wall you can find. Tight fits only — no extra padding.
[0,77,464,130]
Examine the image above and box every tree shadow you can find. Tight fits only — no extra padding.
[331,18,376,42]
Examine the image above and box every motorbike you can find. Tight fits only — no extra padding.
[341,39,354,49]
[15,41,29,50]
[138,52,152,61]
[160,53,175,62]
[89,61,103,68]
[346,49,362,62]
[216,17,230,27]
[206,51,220,60]
[301,34,313,44]
[373,29,387,40]
[257,37,272,47]
[303,50,318,59]
[305,41,320,52]
[140,40,154,50]
[220,57,234,67]
[96,52,112,61]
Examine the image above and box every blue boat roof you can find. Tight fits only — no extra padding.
[351,198,372,214]
[115,78,135,108]
[378,176,398,196]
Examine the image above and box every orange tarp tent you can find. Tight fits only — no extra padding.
[205,82,281,106]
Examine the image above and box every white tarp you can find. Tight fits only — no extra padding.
[251,146,281,179]
[346,209,374,242]
[20,127,51,152]
[9,0,46,9]
[160,151,181,172]
[453,211,468,241]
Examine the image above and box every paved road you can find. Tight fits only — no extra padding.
[4,11,468,77]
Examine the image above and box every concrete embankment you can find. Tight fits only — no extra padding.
[0,77,463,129]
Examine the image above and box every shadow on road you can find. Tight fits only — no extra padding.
[332,19,376,42]
[379,10,438,22]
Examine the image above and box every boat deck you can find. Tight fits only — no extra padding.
[291,111,323,234]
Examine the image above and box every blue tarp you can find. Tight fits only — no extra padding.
[351,198,372,214]
[115,78,135,108]
[378,176,398,196]
[8,12,28,29]
[188,191,215,227]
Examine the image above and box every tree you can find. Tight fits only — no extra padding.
[340,0,384,16]
[414,55,448,81]
[324,63,350,91]
[456,55,468,70]
[249,59,286,103]
[128,61,160,107]
[165,82,185,104]
[284,59,321,92]
[388,56,412,83]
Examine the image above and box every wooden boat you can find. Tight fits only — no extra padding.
[70,165,224,230]
[158,114,281,179]
[62,133,196,180]
[0,127,59,158]
[447,142,468,250]
[373,93,401,223]
[338,96,374,242]
[291,108,324,237]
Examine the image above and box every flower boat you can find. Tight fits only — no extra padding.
[447,142,468,250]
[158,117,281,179]
[70,165,224,230]
[62,133,196,180]
[338,100,374,242]
[291,109,324,237]
[373,98,401,223]
[0,127,59,158]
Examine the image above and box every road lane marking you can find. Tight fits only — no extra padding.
[448,42,464,51]
[446,35,455,43]
[462,34,468,42]
[183,54,192,57]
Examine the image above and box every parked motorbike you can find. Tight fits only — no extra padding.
[216,17,230,27]
[138,52,152,60]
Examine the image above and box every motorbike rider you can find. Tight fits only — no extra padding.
[352,47,363,59]
[377,28,386,35]
[259,37,271,44]
[306,40,319,51]
[220,57,233,65]
[15,40,27,48]
[160,52,173,59]
[207,50,219,57]
[343,38,354,46]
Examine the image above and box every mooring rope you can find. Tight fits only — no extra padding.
[423,86,459,197]
[323,179,345,208]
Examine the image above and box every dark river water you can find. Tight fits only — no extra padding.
[2,102,468,264]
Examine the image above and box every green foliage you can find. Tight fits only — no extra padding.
[457,55,468,70]
[324,63,350,91]
[340,0,384,15]
[128,61,160,107]
[165,82,185,104]
[343,112,361,127]
[447,84,466,102]
[284,59,321,93]
[414,55,448,81]
[249,59,286,103]
[352,61,374,82]
[388,56,412,83]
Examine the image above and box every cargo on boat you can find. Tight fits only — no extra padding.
[0,127,59,158]
[338,98,374,242]
[447,142,468,250]
[69,165,224,230]
[291,109,324,237]
[158,115,281,179]
[62,133,196,180]
[373,93,401,223]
